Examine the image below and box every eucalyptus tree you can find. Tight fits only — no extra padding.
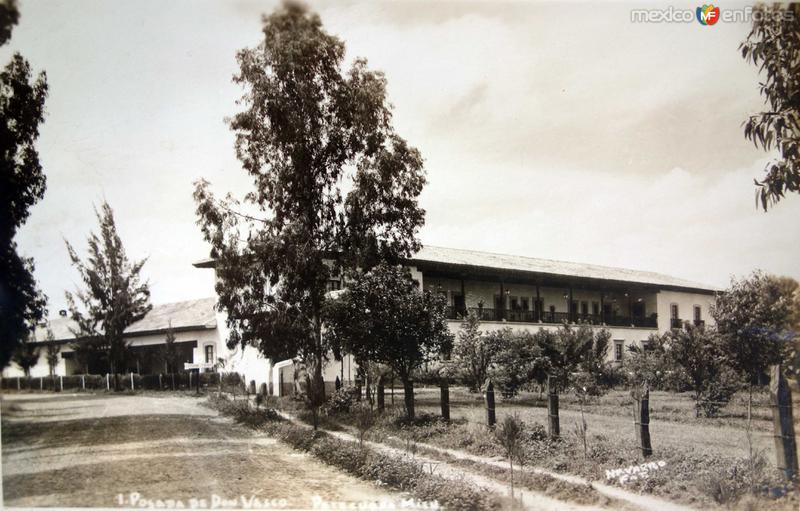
[741,3,800,209]
[194,3,426,397]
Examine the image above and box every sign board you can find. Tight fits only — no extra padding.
[184,362,215,370]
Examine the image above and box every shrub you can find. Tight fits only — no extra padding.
[698,365,741,417]
[323,386,359,415]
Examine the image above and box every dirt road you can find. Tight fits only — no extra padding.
[1,392,399,508]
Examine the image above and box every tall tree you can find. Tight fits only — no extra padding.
[65,202,151,389]
[324,264,452,419]
[0,0,49,369]
[740,4,800,209]
[194,2,426,397]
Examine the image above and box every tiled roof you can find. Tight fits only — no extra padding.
[35,297,217,343]
[409,245,718,293]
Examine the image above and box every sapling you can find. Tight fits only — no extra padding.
[495,414,525,500]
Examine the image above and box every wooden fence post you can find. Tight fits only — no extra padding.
[547,375,560,439]
[40,377,43,390]
[59,375,63,392]
[376,376,385,412]
[81,375,85,390]
[484,379,496,427]
[106,373,110,391]
[130,372,134,391]
[633,384,653,458]
[440,380,450,422]
[16,377,20,390]
[770,365,798,482]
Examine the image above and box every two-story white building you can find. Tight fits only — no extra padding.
[194,245,718,395]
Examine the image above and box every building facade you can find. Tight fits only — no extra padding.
[1,298,272,389]
[195,245,718,395]
[398,246,717,364]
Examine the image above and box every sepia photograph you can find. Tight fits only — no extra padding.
[1,1,799,510]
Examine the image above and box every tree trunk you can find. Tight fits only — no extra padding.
[402,378,415,420]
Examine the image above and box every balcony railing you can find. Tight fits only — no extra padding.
[445,307,657,328]
[670,318,683,329]
[693,319,705,327]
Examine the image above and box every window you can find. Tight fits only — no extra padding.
[614,341,624,361]
[592,301,599,316]
[670,303,679,319]
[326,279,341,292]
[205,345,214,364]
[693,305,701,322]
[580,301,588,316]
[641,339,653,351]
[520,297,529,311]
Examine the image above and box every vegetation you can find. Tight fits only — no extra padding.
[450,312,497,392]
[159,321,181,373]
[65,202,152,389]
[206,394,501,511]
[45,328,60,376]
[193,2,427,400]
[740,3,800,209]
[12,333,40,377]
[0,0,49,370]
[324,263,453,420]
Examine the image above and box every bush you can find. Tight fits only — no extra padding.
[698,365,741,417]
[323,385,359,415]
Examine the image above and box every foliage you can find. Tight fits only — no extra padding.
[740,4,800,209]
[323,385,359,415]
[622,333,671,389]
[773,276,800,379]
[697,364,741,418]
[192,3,427,398]
[0,0,48,370]
[44,328,59,376]
[543,324,595,392]
[159,321,181,373]
[661,323,739,416]
[353,402,374,446]
[12,332,40,377]
[495,414,526,498]
[65,202,151,388]
[324,263,452,419]
[579,328,612,391]
[712,272,794,386]
[489,328,548,398]
[450,312,497,392]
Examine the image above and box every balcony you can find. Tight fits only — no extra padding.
[693,319,705,327]
[670,318,683,329]
[445,307,657,328]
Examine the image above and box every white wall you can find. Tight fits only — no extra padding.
[656,290,716,330]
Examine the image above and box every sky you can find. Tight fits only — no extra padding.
[4,0,799,313]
